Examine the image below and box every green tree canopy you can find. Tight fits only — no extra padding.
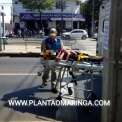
[80,0,101,35]
[19,0,81,29]
[19,0,79,12]
[19,0,55,12]
[19,0,55,29]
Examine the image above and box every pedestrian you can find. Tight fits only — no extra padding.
[18,29,21,38]
[41,28,64,92]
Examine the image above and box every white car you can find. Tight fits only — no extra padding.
[62,29,88,40]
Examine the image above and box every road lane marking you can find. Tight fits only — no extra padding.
[0,73,37,76]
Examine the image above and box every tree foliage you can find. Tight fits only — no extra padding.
[19,0,55,12]
[19,0,79,12]
[80,0,101,35]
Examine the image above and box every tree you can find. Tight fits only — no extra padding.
[80,0,101,36]
[19,0,55,29]
[19,0,80,31]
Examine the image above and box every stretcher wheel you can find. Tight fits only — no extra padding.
[68,87,73,95]
[37,71,42,76]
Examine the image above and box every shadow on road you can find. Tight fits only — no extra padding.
[1,73,102,122]
[1,86,58,120]
[74,73,102,122]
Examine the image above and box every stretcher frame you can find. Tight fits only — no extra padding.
[38,57,103,100]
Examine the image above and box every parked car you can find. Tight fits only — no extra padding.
[62,29,88,40]
[5,33,13,38]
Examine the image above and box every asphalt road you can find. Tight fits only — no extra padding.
[0,57,77,122]
[0,57,58,122]
[0,35,99,122]
[0,57,102,122]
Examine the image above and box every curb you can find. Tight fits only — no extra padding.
[0,53,40,57]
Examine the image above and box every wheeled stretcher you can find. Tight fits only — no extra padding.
[38,50,103,100]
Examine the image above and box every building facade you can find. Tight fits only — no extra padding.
[12,0,85,35]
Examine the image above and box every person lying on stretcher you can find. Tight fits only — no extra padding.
[42,47,103,63]
[56,49,103,62]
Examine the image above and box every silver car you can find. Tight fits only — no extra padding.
[62,29,88,40]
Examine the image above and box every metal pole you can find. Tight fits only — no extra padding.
[40,11,42,30]
[2,15,5,50]
[0,5,5,51]
[0,37,2,51]
[91,0,95,37]
[1,6,5,37]
[0,11,2,51]
[72,10,73,30]
[61,0,64,36]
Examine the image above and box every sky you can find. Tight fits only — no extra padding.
[0,0,12,23]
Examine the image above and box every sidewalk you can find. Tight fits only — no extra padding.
[0,38,96,56]
[1,44,41,53]
[0,44,41,57]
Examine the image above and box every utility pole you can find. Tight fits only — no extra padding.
[102,0,122,122]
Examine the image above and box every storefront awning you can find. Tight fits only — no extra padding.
[20,13,85,21]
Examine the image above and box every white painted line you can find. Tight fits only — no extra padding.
[0,73,37,76]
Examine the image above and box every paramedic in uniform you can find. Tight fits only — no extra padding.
[41,28,64,91]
